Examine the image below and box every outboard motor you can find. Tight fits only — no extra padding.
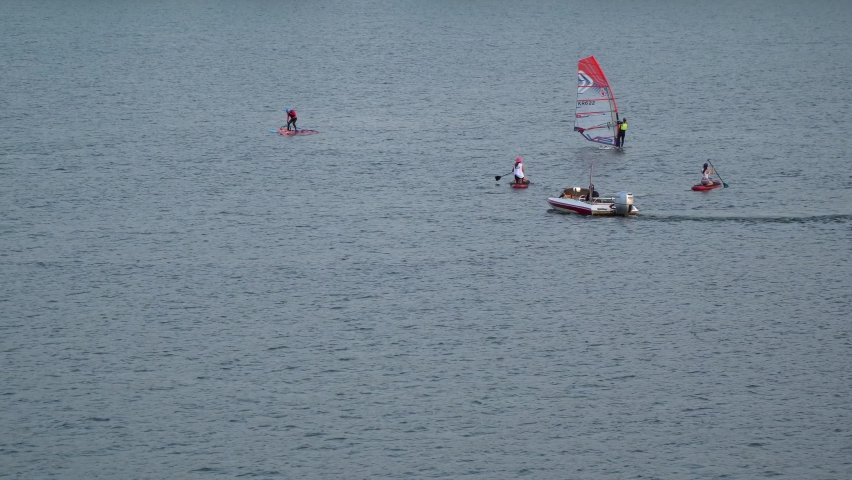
[613,191,634,216]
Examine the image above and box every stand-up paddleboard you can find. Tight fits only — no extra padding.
[691,182,723,191]
[269,129,320,136]
[511,183,530,189]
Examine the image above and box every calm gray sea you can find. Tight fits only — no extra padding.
[2,0,851,478]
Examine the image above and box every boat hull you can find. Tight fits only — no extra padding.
[547,197,637,216]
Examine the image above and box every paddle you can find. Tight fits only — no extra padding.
[495,171,513,181]
[707,160,729,188]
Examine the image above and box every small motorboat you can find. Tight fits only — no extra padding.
[547,188,637,216]
[691,181,723,191]
[546,166,637,216]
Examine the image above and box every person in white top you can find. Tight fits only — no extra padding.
[701,162,715,185]
[513,157,529,185]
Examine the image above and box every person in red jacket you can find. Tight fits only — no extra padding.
[285,109,298,132]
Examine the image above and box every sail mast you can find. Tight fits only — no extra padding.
[589,165,594,201]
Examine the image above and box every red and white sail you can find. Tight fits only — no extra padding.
[574,56,619,146]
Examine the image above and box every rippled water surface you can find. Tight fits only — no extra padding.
[2,0,851,478]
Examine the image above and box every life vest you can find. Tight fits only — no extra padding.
[620,122,627,131]
[288,110,297,119]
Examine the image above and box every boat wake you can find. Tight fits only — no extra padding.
[641,213,852,224]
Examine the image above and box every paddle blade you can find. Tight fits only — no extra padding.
[495,176,501,181]
[723,182,729,188]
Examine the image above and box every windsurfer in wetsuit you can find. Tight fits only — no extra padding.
[286,108,298,132]
[615,120,623,147]
[616,117,627,148]
[513,157,529,184]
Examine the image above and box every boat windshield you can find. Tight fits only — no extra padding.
[558,187,614,203]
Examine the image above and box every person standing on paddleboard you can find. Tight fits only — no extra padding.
[616,117,627,148]
[701,162,715,185]
[286,108,298,132]
[513,157,529,185]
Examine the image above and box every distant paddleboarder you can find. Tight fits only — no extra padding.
[513,157,529,185]
[701,163,715,185]
[285,108,298,132]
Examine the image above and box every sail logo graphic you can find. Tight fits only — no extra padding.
[578,70,594,93]
[600,88,608,98]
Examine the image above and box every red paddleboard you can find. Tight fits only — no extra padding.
[511,183,529,189]
[692,182,722,191]
[272,128,320,136]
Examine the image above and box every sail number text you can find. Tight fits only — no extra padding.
[578,101,596,106]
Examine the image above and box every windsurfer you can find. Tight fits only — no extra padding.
[286,108,298,131]
[701,163,715,185]
[615,120,623,146]
[513,157,529,185]
[616,117,627,147]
